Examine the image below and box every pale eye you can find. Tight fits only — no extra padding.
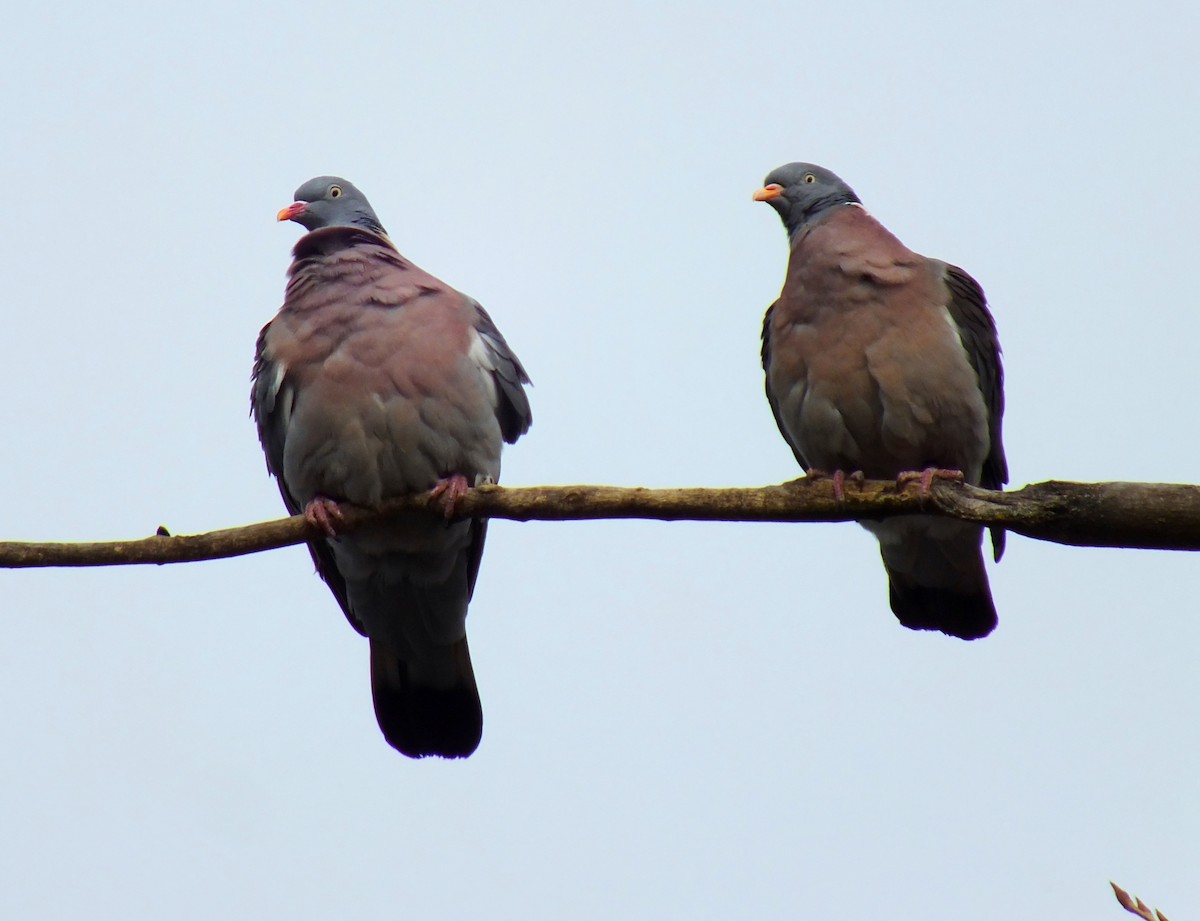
[803,174,816,184]
[329,185,343,198]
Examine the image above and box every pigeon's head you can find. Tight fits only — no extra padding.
[277,176,387,235]
[753,163,861,235]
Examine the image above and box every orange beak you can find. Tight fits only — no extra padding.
[752,184,784,202]
[277,202,307,222]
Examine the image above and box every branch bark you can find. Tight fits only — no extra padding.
[3,478,1200,569]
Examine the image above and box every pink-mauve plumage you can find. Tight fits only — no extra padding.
[758,163,1006,640]
[253,177,531,756]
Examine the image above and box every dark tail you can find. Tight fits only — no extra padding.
[369,636,483,759]
[886,568,997,640]
[878,522,998,640]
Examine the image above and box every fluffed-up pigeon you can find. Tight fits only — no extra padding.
[756,163,1007,640]
[252,177,532,757]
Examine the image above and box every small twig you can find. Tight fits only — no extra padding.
[1111,881,1172,921]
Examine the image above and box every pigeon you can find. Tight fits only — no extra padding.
[252,176,532,756]
[756,163,1007,639]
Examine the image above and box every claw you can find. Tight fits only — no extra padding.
[303,496,345,537]
[428,474,470,519]
[896,467,965,497]
[831,469,846,502]
[805,467,864,503]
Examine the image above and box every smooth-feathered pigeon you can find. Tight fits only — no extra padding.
[252,177,531,757]
[756,163,1007,640]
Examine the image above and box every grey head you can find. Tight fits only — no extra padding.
[753,162,861,236]
[277,176,387,235]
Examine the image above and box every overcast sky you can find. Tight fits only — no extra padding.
[1,1,1196,918]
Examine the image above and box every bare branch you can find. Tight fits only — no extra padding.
[3,477,1200,569]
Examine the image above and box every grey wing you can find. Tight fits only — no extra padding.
[251,322,360,632]
[460,302,532,598]
[250,323,297,508]
[472,302,533,444]
[761,301,810,470]
[943,264,1008,559]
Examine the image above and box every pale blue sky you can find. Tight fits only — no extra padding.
[1,1,1197,918]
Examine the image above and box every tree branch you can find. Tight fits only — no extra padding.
[3,478,1200,569]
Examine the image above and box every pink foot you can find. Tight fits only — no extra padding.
[832,469,847,502]
[428,474,470,519]
[303,496,345,537]
[806,468,864,502]
[896,467,965,497]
